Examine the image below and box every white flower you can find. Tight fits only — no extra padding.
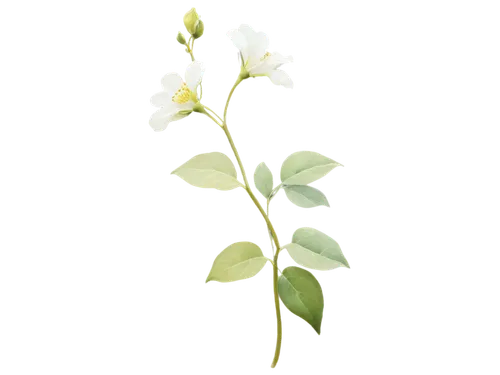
[149,61,204,131]
[227,25,293,88]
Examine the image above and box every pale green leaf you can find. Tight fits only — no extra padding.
[284,185,330,208]
[284,227,349,271]
[280,151,342,185]
[278,266,324,334]
[172,152,243,190]
[206,242,267,283]
[254,162,273,198]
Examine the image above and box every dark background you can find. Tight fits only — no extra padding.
[137,1,368,374]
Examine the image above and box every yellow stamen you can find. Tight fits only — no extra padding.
[172,83,192,104]
[261,52,271,61]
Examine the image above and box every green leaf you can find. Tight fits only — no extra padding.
[172,152,243,191]
[280,151,342,185]
[284,227,349,271]
[284,185,330,208]
[254,162,273,198]
[278,266,324,334]
[206,242,267,283]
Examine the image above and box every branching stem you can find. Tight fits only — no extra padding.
[203,76,283,368]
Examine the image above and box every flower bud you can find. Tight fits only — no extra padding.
[176,32,186,45]
[183,8,200,35]
[193,20,204,39]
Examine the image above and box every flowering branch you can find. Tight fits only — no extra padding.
[149,8,350,368]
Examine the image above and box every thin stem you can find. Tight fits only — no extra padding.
[222,73,245,125]
[201,103,224,131]
[188,48,196,62]
[203,76,283,367]
[266,198,285,370]
[186,37,195,62]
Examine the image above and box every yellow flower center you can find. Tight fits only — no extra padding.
[172,83,192,104]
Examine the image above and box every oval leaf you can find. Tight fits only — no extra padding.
[284,185,330,208]
[206,242,267,283]
[278,266,324,334]
[280,151,342,185]
[284,227,349,271]
[254,162,273,198]
[172,152,243,190]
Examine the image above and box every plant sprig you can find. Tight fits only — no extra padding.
[150,8,350,368]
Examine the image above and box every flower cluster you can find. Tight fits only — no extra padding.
[149,12,292,132]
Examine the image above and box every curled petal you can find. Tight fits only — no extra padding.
[161,73,183,95]
[185,61,204,91]
[269,70,293,89]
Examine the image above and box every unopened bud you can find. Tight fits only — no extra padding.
[183,8,200,35]
[176,32,186,45]
[193,20,204,39]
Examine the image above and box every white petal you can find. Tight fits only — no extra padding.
[161,73,183,95]
[249,52,292,75]
[185,61,204,91]
[267,53,293,69]
[238,25,269,69]
[149,108,174,132]
[177,101,195,111]
[150,92,174,108]
[269,70,293,89]
[226,27,248,66]
[170,111,191,121]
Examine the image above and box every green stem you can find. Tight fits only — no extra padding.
[198,102,224,131]
[200,74,285,370]
[185,37,196,62]
[266,199,285,370]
